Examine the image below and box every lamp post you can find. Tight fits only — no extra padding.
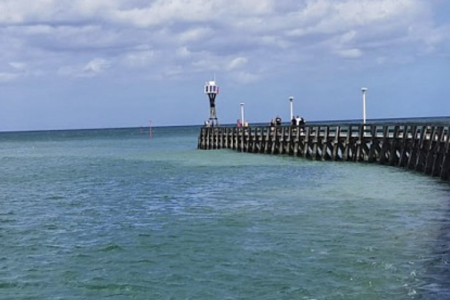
[240,103,245,126]
[361,87,367,124]
[289,96,294,121]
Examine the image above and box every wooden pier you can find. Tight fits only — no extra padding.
[198,123,450,181]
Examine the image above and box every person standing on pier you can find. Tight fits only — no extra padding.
[275,116,282,126]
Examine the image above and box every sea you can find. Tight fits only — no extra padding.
[1,124,450,300]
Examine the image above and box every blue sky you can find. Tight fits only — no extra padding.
[0,0,449,131]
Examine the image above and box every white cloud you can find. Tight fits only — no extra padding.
[409,23,450,55]
[0,0,446,84]
[57,65,76,77]
[232,71,261,84]
[176,47,191,59]
[226,57,248,71]
[123,49,157,67]
[83,58,110,76]
[335,48,363,59]
[308,0,425,32]
[9,62,27,71]
[162,65,183,78]
[0,62,28,82]
[109,0,215,27]
[58,58,110,78]
[0,72,19,82]
[338,31,357,45]
[177,27,213,43]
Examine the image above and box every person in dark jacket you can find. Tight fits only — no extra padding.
[275,116,281,126]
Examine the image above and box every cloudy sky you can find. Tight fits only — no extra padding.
[0,0,449,131]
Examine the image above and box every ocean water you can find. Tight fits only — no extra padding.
[1,126,449,300]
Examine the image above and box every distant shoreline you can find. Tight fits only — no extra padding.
[1,116,449,134]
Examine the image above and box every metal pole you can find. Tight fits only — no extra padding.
[240,103,245,125]
[289,96,294,121]
[361,88,367,124]
[149,120,153,138]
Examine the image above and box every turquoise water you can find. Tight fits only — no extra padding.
[1,126,449,299]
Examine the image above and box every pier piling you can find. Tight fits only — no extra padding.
[198,122,450,182]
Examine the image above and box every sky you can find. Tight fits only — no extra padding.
[0,0,449,131]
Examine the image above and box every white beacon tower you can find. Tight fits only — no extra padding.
[204,80,220,126]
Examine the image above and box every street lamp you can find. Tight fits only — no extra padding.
[361,87,367,124]
[240,103,245,126]
[289,96,294,121]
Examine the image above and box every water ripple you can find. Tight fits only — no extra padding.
[1,128,450,299]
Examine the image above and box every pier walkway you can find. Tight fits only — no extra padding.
[198,123,450,181]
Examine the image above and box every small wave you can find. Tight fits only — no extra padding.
[99,243,124,252]
[45,224,58,230]
[0,218,16,224]
[0,211,15,216]
[81,282,149,294]
[74,253,93,259]
[46,195,65,201]
[0,282,18,289]
[0,211,16,224]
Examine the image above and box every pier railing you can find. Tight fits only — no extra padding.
[198,123,450,181]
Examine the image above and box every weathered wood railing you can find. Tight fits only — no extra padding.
[198,123,450,181]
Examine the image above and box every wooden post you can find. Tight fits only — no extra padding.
[398,125,411,167]
[322,126,330,160]
[303,126,311,159]
[388,126,400,166]
[367,124,378,163]
[415,125,429,172]
[440,126,450,180]
[197,122,450,184]
[343,126,352,161]
[431,126,445,176]
[355,124,364,162]
[379,126,390,164]
[331,126,340,161]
